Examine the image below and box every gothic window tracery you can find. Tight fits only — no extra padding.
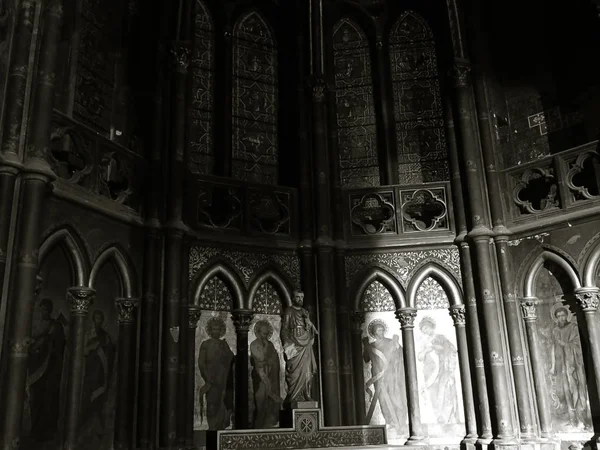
[389,11,449,184]
[188,0,215,175]
[232,12,279,185]
[333,18,380,188]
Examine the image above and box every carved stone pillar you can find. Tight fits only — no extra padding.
[186,306,202,447]
[219,28,233,176]
[449,305,478,442]
[232,309,253,429]
[395,307,425,443]
[0,165,17,297]
[574,288,600,408]
[63,287,95,450]
[114,297,140,450]
[350,311,366,425]
[520,297,553,438]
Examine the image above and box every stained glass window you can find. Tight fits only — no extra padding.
[389,11,449,184]
[333,19,380,188]
[188,0,214,174]
[232,12,278,185]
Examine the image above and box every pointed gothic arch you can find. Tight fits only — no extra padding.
[39,226,90,287]
[89,245,137,298]
[190,262,245,309]
[523,250,581,298]
[247,267,293,310]
[581,238,600,287]
[406,263,463,307]
[351,266,406,311]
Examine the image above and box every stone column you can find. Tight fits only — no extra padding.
[232,309,253,429]
[0,164,17,297]
[114,297,140,450]
[574,288,600,409]
[520,297,553,438]
[449,305,478,442]
[350,311,366,425]
[395,307,425,443]
[186,306,202,447]
[63,287,95,450]
[218,27,233,176]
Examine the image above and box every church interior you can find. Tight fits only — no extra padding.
[1,0,600,449]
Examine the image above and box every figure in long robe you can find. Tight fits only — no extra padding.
[280,290,317,406]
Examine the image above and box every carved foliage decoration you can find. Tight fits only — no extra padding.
[415,277,449,309]
[400,188,448,232]
[48,126,94,184]
[188,0,215,174]
[197,184,243,230]
[566,151,600,202]
[389,11,448,184]
[350,192,395,235]
[254,282,282,314]
[361,280,396,312]
[333,18,380,188]
[513,166,560,214]
[248,189,290,235]
[232,12,278,185]
[199,276,234,311]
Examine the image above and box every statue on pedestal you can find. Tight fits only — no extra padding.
[280,290,318,407]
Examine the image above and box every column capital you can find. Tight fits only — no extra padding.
[449,58,471,87]
[232,309,254,333]
[115,297,140,324]
[67,286,95,315]
[574,287,600,312]
[170,41,190,72]
[520,297,539,321]
[188,305,202,329]
[350,311,365,332]
[449,304,466,326]
[308,76,329,103]
[395,307,417,329]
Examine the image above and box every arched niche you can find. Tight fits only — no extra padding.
[89,246,138,298]
[39,227,89,287]
[190,262,245,309]
[406,263,462,308]
[247,267,292,310]
[351,266,406,311]
[523,251,581,298]
[582,239,600,288]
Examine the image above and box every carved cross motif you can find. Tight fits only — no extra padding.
[395,308,417,328]
[188,305,202,329]
[232,309,254,333]
[449,305,466,326]
[575,289,600,312]
[67,287,95,315]
[115,297,140,324]
[520,297,539,321]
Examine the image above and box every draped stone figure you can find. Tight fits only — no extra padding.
[280,290,318,406]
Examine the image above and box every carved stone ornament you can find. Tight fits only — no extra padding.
[400,188,447,232]
[8,338,34,357]
[520,297,539,321]
[449,305,466,326]
[513,167,560,215]
[188,305,202,328]
[395,308,417,328]
[115,297,139,324]
[350,192,396,235]
[170,43,190,70]
[67,287,95,315]
[311,78,327,102]
[450,59,471,86]
[566,151,600,201]
[232,309,254,332]
[575,288,600,312]
[491,351,504,366]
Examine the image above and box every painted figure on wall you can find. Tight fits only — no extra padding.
[280,290,318,406]
[250,320,282,428]
[549,304,591,428]
[198,317,235,430]
[26,298,67,445]
[417,316,459,425]
[362,319,407,432]
[78,310,116,447]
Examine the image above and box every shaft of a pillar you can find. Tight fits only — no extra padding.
[520,298,553,438]
[219,29,233,177]
[0,0,36,155]
[0,168,17,297]
[114,298,140,450]
[299,247,320,401]
[460,243,493,441]
[0,175,49,449]
[63,287,95,450]
[575,289,600,402]
[232,309,253,429]
[187,306,202,446]
[450,305,478,440]
[177,302,188,444]
[495,238,536,437]
[350,311,366,425]
[396,308,425,443]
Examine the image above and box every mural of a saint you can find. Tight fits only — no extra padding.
[417,316,459,425]
[198,317,234,430]
[362,319,407,432]
[250,320,282,428]
[26,298,67,444]
[78,310,116,446]
[549,304,591,429]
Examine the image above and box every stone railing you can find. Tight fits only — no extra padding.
[48,110,145,216]
[502,140,600,225]
[341,182,455,243]
[185,174,297,240]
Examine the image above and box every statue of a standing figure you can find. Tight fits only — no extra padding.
[280,290,318,406]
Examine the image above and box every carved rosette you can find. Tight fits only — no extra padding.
[232,309,254,333]
[519,297,539,322]
[395,308,417,329]
[575,288,600,312]
[170,43,190,72]
[188,305,202,329]
[449,305,466,326]
[67,287,95,315]
[115,297,140,324]
[450,59,471,87]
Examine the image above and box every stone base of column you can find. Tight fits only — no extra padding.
[461,436,478,450]
[489,437,522,450]
[405,436,428,445]
[476,436,493,450]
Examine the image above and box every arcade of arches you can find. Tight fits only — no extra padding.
[1,0,600,450]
